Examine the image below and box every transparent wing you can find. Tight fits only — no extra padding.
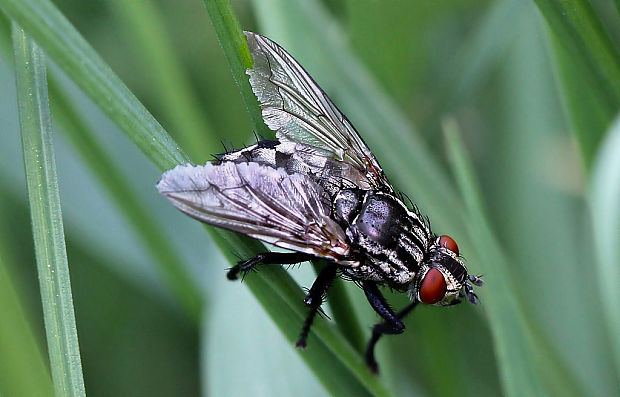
[157,162,350,261]
[245,31,392,192]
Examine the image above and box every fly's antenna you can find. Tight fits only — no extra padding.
[252,130,260,144]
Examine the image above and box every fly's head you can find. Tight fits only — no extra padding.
[409,235,483,306]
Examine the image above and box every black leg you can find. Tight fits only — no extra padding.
[464,283,479,305]
[468,274,484,286]
[227,252,314,280]
[363,281,418,374]
[295,265,338,348]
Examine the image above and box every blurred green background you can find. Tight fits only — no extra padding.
[1,0,619,396]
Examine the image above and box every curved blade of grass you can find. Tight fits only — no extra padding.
[0,0,186,171]
[107,0,217,161]
[48,78,203,323]
[12,23,85,397]
[202,0,270,139]
[0,1,391,394]
[534,0,620,166]
[590,115,620,380]
[443,119,584,397]
[547,29,614,169]
[533,0,620,104]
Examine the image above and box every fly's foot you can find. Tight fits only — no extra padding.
[226,255,264,281]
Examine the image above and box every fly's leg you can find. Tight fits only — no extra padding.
[295,265,338,348]
[464,283,479,305]
[363,281,418,374]
[227,252,314,280]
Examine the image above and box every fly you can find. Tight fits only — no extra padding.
[157,31,483,373]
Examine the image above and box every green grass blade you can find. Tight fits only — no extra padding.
[202,0,270,138]
[547,30,614,169]
[534,0,620,166]
[48,78,203,322]
[443,119,582,397]
[0,252,54,396]
[590,115,620,380]
[12,23,85,397]
[533,0,620,104]
[107,0,217,160]
[0,0,187,170]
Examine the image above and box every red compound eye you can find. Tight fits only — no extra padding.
[439,235,459,256]
[419,268,447,304]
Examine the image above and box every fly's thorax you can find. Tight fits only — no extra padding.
[333,189,364,225]
[409,237,468,305]
[338,190,431,287]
